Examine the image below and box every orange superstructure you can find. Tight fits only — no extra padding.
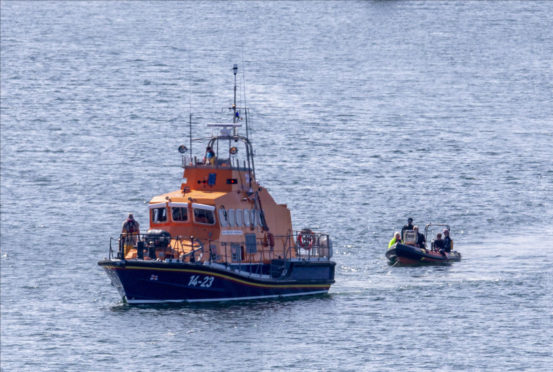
[143,133,295,264]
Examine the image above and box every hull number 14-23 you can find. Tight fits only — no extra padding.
[188,275,214,288]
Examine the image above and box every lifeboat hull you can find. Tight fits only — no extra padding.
[386,243,461,266]
[99,259,335,304]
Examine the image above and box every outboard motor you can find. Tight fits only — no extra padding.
[144,229,171,259]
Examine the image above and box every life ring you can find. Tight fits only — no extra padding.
[263,233,275,248]
[297,229,314,250]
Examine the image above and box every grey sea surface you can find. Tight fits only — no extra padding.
[1,1,552,371]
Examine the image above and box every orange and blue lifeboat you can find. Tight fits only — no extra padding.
[98,65,335,303]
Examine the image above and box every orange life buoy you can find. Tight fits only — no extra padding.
[262,233,275,248]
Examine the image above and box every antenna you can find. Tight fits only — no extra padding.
[188,54,193,159]
[189,112,192,160]
[241,56,250,140]
[232,64,238,136]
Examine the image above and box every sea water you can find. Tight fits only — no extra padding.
[1,1,552,371]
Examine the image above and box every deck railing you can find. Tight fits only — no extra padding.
[109,231,332,267]
[181,155,253,171]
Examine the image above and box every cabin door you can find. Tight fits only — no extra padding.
[245,234,257,254]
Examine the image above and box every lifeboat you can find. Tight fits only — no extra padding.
[98,65,335,304]
[385,223,461,266]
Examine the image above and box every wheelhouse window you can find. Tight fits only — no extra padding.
[243,209,251,226]
[150,203,167,224]
[192,203,216,225]
[218,207,229,227]
[169,202,188,222]
[235,209,243,227]
[250,209,256,226]
[172,208,187,221]
[228,209,236,227]
[254,209,262,227]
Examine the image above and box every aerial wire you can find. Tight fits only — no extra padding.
[241,50,250,141]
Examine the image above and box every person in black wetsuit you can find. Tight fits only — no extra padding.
[414,226,426,249]
[401,218,414,241]
[443,229,453,253]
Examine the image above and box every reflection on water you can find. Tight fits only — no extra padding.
[109,293,333,313]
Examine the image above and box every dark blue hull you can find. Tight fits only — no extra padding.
[98,259,335,304]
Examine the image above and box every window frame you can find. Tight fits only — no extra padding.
[255,209,262,227]
[169,202,188,223]
[228,209,236,227]
[149,203,168,224]
[235,209,243,227]
[218,207,229,227]
[192,203,216,225]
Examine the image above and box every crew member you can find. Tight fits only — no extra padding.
[401,217,414,241]
[122,213,140,246]
[443,229,453,253]
[388,231,401,249]
[205,147,216,165]
[414,226,426,249]
[433,233,444,250]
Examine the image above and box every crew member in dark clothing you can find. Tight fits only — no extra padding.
[122,213,140,240]
[433,233,444,250]
[443,229,453,253]
[414,226,426,249]
[121,213,140,256]
[401,217,414,241]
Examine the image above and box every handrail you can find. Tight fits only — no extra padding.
[110,231,332,265]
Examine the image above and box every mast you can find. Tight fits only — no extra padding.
[243,68,250,140]
[232,64,238,136]
[189,112,192,159]
[188,59,193,159]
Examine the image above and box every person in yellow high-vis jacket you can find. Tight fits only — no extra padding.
[388,231,401,249]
